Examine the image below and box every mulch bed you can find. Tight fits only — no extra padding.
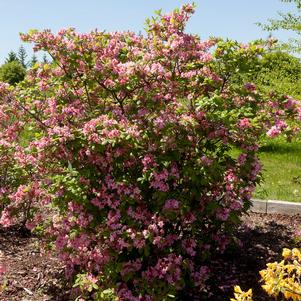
[0,212,300,301]
[0,227,68,301]
[204,213,301,301]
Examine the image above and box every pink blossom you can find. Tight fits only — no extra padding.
[237,153,247,165]
[163,199,179,210]
[0,265,7,274]
[182,239,197,256]
[244,82,256,91]
[0,209,13,227]
[201,155,213,166]
[238,118,251,128]
[216,208,230,221]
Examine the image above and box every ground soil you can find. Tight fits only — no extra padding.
[0,212,300,301]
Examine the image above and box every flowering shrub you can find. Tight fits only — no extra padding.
[0,83,31,226]
[0,4,301,300]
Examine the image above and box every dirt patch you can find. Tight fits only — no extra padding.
[0,212,300,301]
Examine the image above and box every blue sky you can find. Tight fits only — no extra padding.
[0,0,296,64]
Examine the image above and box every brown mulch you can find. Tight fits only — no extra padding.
[0,227,69,301]
[0,212,300,301]
[204,212,301,301]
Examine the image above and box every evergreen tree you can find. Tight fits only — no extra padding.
[30,54,38,67]
[0,61,26,85]
[18,45,28,68]
[5,51,18,63]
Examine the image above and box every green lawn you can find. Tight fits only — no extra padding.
[254,135,301,202]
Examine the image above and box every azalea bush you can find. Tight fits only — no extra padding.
[0,4,301,300]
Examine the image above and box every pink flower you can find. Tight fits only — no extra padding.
[0,209,13,227]
[121,259,142,277]
[192,266,209,288]
[0,265,7,274]
[238,118,251,128]
[142,154,156,169]
[201,155,213,166]
[182,239,197,256]
[244,82,256,91]
[267,126,280,137]
[237,153,247,165]
[150,169,170,192]
[163,199,179,210]
[38,80,49,91]
[267,120,287,137]
[216,208,230,221]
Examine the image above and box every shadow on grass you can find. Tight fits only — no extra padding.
[259,141,301,155]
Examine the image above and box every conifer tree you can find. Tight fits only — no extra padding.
[30,54,38,67]
[5,51,18,63]
[18,45,28,68]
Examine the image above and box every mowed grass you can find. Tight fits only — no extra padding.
[254,135,301,202]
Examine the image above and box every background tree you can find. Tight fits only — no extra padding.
[5,51,18,63]
[30,54,38,67]
[213,39,301,99]
[253,50,301,98]
[258,0,301,52]
[18,45,28,68]
[256,0,301,98]
[0,61,26,85]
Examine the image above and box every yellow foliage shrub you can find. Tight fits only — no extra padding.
[230,248,301,301]
[230,286,253,301]
[259,248,301,300]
